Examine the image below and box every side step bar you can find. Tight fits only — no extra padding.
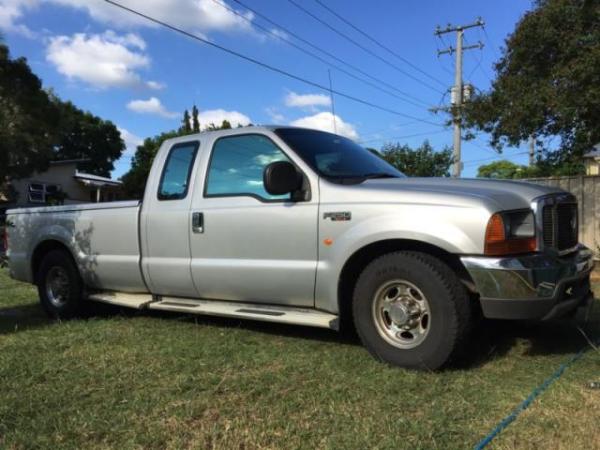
[88,292,339,330]
[88,292,154,309]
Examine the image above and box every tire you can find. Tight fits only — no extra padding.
[352,251,471,370]
[36,249,86,319]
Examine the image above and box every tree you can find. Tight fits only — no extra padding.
[380,140,453,177]
[0,42,125,194]
[181,109,191,133]
[205,119,232,131]
[191,105,200,132]
[477,159,552,179]
[464,0,600,175]
[52,99,124,177]
[0,44,58,185]
[477,160,522,179]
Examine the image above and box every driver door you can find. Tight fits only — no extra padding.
[188,133,319,307]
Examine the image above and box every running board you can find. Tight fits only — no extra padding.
[88,292,154,309]
[149,297,339,330]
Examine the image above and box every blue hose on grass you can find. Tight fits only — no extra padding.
[474,331,599,450]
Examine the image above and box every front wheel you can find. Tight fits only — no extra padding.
[36,249,86,319]
[352,251,471,370]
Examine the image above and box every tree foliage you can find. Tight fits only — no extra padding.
[52,99,124,177]
[191,105,200,133]
[464,0,600,175]
[0,44,58,183]
[380,140,453,177]
[476,160,546,179]
[0,43,124,193]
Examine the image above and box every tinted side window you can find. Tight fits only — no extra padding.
[205,135,291,201]
[158,142,199,200]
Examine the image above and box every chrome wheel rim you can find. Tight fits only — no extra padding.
[45,266,70,308]
[371,279,431,349]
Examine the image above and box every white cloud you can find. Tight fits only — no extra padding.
[146,80,165,90]
[45,0,253,33]
[118,127,143,156]
[196,108,251,128]
[285,91,331,109]
[0,0,36,37]
[290,112,359,140]
[46,31,162,89]
[2,0,257,41]
[127,97,178,119]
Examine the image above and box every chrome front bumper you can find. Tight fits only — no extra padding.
[461,246,595,320]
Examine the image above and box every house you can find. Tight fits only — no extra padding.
[583,144,600,176]
[3,160,123,209]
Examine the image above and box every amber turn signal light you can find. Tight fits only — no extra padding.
[484,213,536,256]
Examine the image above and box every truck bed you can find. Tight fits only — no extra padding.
[7,201,147,292]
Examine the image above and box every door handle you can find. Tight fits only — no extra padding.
[192,212,204,234]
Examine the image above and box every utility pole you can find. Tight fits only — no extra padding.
[435,18,484,177]
[528,135,535,166]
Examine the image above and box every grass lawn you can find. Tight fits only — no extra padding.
[1,268,599,449]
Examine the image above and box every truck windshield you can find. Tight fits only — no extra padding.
[275,128,405,182]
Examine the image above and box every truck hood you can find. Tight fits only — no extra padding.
[350,177,565,211]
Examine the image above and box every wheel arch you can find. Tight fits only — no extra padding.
[31,240,78,283]
[337,239,477,332]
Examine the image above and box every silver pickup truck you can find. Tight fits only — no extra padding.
[5,127,595,369]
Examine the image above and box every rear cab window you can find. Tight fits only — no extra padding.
[158,141,199,200]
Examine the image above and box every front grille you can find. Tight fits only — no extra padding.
[541,201,578,251]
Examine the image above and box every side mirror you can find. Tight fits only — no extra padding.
[263,161,302,196]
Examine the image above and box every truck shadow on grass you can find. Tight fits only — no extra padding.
[126,296,600,369]
[1,297,598,370]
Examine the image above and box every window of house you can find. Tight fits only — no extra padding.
[28,183,61,204]
[205,134,292,201]
[158,142,199,200]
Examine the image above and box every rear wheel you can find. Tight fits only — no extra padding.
[36,249,86,319]
[352,251,471,370]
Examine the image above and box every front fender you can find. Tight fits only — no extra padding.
[314,207,487,313]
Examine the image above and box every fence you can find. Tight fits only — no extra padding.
[523,175,599,257]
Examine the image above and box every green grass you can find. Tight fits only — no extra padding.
[0,268,599,449]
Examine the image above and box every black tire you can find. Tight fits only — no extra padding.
[36,249,86,319]
[352,251,471,370]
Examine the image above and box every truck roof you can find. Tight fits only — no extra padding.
[161,125,331,147]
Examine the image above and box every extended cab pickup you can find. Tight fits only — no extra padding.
[6,127,595,369]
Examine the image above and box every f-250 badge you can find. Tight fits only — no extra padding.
[323,212,351,221]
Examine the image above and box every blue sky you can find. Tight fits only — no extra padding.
[1,0,536,178]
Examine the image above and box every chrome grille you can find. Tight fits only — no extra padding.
[540,199,578,252]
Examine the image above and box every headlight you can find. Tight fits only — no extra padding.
[484,210,536,255]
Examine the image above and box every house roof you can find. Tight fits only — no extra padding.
[584,144,600,158]
[74,171,122,187]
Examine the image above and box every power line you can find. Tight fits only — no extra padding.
[104,0,444,127]
[229,0,431,107]
[464,36,485,81]
[482,27,502,61]
[209,0,429,109]
[312,0,447,88]
[285,0,445,94]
